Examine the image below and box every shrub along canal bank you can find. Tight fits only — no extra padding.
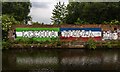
[2,38,120,49]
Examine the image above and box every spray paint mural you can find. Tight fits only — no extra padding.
[15,28,102,41]
[102,29,120,40]
[102,31,118,40]
[60,28,102,41]
[16,28,59,41]
[117,29,120,40]
[15,27,120,41]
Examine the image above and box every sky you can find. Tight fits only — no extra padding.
[29,0,68,24]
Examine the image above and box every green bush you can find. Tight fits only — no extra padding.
[74,18,89,24]
[103,19,120,25]
[110,20,120,25]
[2,40,11,49]
[106,41,112,48]
[85,38,97,49]
[15,38,33,44]
[2,14,20,40]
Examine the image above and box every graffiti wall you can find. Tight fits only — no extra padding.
[60,28,102,41]
[117,29,120,40]
[15,28,102,41]
[16,28,60,41]
[15,27,120,41]
[102,29,120,40]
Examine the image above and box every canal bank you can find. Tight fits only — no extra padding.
[2,40,120,49]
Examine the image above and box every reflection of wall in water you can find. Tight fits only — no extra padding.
[15,52,118,66]
[61,53,118,66]
[16,57,58,65]
[3,49,120,70]
[103,53,118,63]
[61,56,102,65]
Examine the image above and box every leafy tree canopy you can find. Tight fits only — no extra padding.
[2,14,20,40]
[65,2,120,24]
[51,2,67,24]
[2,2,31,22]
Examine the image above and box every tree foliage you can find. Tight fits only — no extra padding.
[2,1,31,41]
[51,2,67,24]
[65,2,120,24]
[2,15,19,40]
[2,2,31,22]
[74,18,89,24]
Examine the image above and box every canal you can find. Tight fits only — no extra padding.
[2,48,120,71]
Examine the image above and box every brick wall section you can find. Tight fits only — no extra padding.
[13,24,120,31]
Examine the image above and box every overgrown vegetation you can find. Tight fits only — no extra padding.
[106,41,112,48]
[51,2,120,24]
[74,18,89,24]
[103,19,120,25]
[2,38,120,49]
[2,15,20,41]
[85,38,97,49]
[2,2,31,23]
[2,1,31,46]
[2,40,11,49]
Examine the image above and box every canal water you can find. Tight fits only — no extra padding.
[2,49,120,71]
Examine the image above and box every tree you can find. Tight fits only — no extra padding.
[65,2,120,24]
[51,2,67,24]
[2,15,19,41]
[65,2,82,24]
[2,1,31,40]
[2,2,31,23]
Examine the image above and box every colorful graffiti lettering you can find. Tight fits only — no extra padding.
[15,28,102,41]
[15,27,120,41]
[16,31,58,38]
[60,28,102,41]
[102,30,119,40]
[117,29,120,40]
[61,30,95,37]
[15,28,59,41]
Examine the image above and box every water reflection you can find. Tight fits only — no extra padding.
[16,57,58,65]
[2,49,120,71]
[61,56,102,65]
